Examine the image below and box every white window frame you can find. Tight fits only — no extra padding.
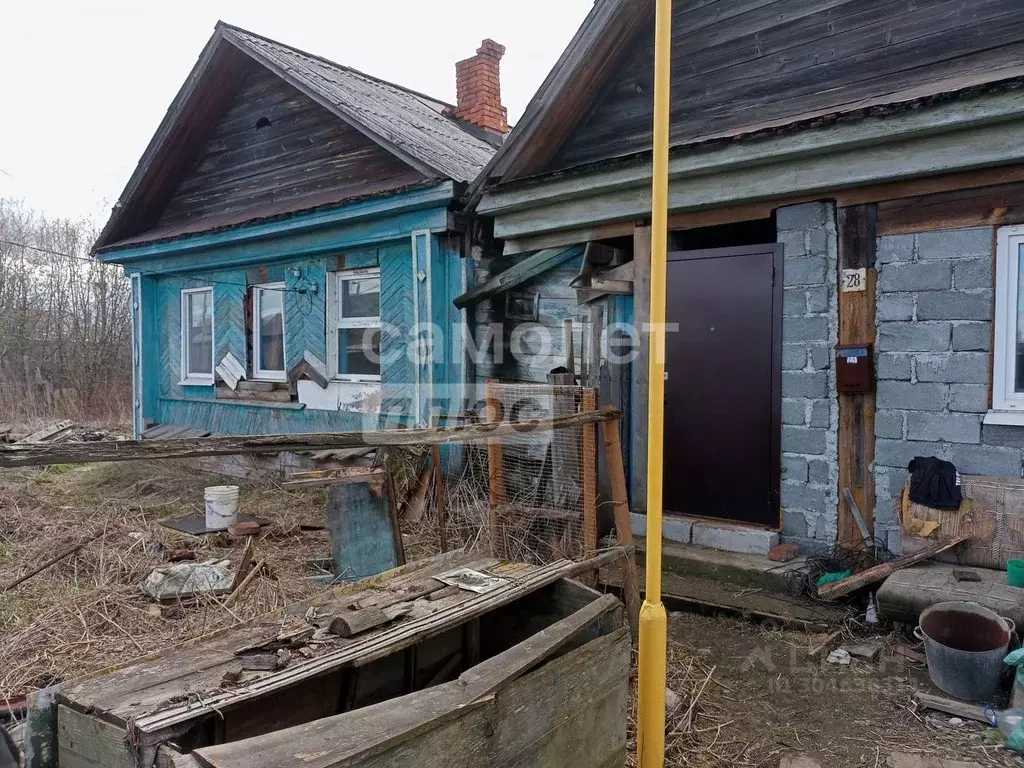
[327,267,382,383]
[251,282,288,382]
[180,287,214,386]
[990,225,1024,421]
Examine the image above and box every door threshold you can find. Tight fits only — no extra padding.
[630,512,780,556]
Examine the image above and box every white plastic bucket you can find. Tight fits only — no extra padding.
[205,485,240,531]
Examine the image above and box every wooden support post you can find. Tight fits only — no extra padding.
[431,444,448,553]
[631,224,652,515]
[602,417,641,639]
[563,318,575,376]
[837,205,878,546]
[484,379,506,557]
[582,389,599,559]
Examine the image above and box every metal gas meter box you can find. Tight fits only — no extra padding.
[836,344,874,394]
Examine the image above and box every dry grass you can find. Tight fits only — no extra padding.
[0,459,336,702]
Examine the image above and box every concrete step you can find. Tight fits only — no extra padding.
[633,535,804,593]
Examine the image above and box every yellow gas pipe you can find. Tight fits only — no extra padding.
[637,0,672,766]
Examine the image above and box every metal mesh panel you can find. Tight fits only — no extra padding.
[433,383,599,564]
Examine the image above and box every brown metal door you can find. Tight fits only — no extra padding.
[662,244,781,527]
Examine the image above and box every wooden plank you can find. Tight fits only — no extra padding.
[484,380,506,556]
[56,706,134,768]
[193,620,628,768]
[837,205,878,545]
[817,536,970,600]
[431,445,448,553]
[0,409,621,468]
[631,224,651,513]
[327,479,401,582]
[914,692,990,723]
[156,746,202,768]
[582,389,599,561]
[453,247,583,309]
[282,467,385,490]
[877,178,1024,234]
[602,418,640,639]
[16,420,75,444]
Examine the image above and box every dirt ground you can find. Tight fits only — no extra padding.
[0,452,1020,766]
[648,612,1019,767]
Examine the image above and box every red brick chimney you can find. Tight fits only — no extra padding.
[453,39,508,135]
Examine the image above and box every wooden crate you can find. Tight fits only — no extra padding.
[55,551,627,768]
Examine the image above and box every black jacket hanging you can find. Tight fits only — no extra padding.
[907,456,962,511]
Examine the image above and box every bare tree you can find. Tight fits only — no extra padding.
[0,199,131,424]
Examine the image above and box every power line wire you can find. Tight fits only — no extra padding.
[0,238,308,295]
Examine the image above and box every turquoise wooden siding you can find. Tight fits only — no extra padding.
[379,241,415,421]
[214,273,247,370]
[284,258,328,370]
[155,398,368,434]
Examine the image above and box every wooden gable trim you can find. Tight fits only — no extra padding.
[94,32,251,251]
[466,0,651,201]
[217,26,443,181]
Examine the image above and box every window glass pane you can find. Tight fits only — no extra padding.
[341,277,380,319]
[187,292,212,376]
[1016,245,1024,392]
[258,287,285,372]
[337,327,381,376]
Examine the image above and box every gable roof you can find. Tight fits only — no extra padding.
[96,22,496,251]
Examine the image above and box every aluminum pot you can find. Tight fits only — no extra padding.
[914,601,1016,701]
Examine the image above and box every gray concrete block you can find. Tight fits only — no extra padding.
[809,345,831,371]
[783,288,807,316]
[877,353,912,381]
[949,384,989,413]
[777,202,828,231]
[782,455,809,483]
[782,399,806,426]
[875,410,905,439]
[878,322,951,352]
[807,459,830,485]
[917,227,993,260]
[782,427,827,455]
[877,380,946,411]
[874,487,900,526]
[807,227,829,255]
[809,399,830,428]
[782,370,828,398]
[877,293,914,322]
[806,286,829,313]
[782,345,808,370]
[630,512,647,538]
[783,257,827,287]
[954,256,994,290]
[906,411,981,444]
[879,262,951,292]
[877,234,915,264]
[778,229,806,258]
[782,484,828,514]
[946,444,1022,477]
[916,353,989,384]
[782,510,808,539]
[875,438,945,469]
[663,516,694,544]
[783,316,829,343]
[951,322,992,352]
[691,521,780,555]
[981,423,1024,449]
[916,291,992,321]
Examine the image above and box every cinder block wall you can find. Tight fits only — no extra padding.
[873,226,1023,550]
[778,202,840,552]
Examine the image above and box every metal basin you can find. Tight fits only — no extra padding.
[915,601,1015,701]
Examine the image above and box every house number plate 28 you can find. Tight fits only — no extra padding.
[841,268,867,292]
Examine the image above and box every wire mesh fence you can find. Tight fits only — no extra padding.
[410,382,600,565]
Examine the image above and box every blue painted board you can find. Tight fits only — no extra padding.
[327,480,400,580]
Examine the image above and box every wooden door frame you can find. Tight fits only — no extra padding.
[664,243,784,529]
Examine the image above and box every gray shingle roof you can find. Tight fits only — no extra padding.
[219,23,497,183]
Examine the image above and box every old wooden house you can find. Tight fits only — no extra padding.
[467,0,1024,556]
[94,23,508,438]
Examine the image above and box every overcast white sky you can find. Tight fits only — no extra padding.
[0,0,593,225]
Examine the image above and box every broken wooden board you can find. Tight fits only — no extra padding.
[15,420,74,444]
[817,536,970,600]
[282,467,385,491]
[913,692,989,724]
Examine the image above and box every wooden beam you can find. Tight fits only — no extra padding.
[837,205,878,546]
[453,246,582,309]
[0,408,622,468]
[602,418,640,639]
[432,444,448,553]
[630,224,652,514]
[582,389,599,561]
[485,380,506,557]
